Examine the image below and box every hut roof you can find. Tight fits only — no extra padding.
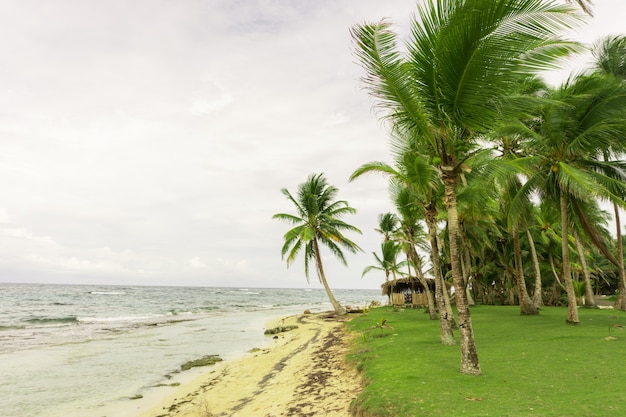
[381,276,436,295]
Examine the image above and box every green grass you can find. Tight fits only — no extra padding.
[346,306,626,417]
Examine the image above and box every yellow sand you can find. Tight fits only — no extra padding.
[137,313,362,417]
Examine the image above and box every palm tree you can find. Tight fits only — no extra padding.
[512,73,626,323]
[375,212,399,242]
[362,240,406,284]
[393,184,439,320]
[350,146,456,344]
[592,35,626,310]
[366,213,406,304]
[593,35,626,79]
[273,173,362,315]
[485,156,540,314]
[351,0,581,374]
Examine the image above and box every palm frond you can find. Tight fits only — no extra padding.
[351,20,435,145]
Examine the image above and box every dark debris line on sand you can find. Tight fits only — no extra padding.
[230,327,322,413]
[285,327,351,417]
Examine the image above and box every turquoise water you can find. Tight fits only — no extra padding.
[0,283,382,417]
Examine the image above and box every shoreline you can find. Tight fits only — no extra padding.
[135,312,362,417]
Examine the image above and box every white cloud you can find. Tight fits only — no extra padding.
[2,227,59,247]
[189,256,206,269]
[0,0,621,289]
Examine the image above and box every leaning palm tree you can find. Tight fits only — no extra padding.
[362,240,406,285]
[350,145,457,344]
[592,35,626,310]
[273,173,362,315]
[351,0,582,375]
[393,184,439,320]
[512,73,626,323]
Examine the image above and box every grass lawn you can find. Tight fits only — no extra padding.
[345,305,626,417]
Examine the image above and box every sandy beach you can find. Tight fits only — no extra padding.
[138,312,362,417]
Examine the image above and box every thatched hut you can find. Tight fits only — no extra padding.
[381,277,436,307]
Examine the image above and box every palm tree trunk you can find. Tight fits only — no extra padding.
[526,228,544,307]
[613,203,626,311]
[442,169,480,375]
[560,193,580,324]
[409,244,437,320]
[513,224,538,315]
[313,238,346,315]
[574,230,597,308]
[426,208,456,345]
[385,270,391,304]
[461,241,476,306]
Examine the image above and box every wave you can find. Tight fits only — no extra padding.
[25,316,79,325]
[80,314,165,323]
[0,324,26,331]
[89,291,126,295]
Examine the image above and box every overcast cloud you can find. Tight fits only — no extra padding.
[0,1,623,289]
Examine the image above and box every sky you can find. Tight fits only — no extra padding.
[0,1,624,290]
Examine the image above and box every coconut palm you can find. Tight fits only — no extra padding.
[375,212,400,242]
[393,184,439,320]
[592,35,626,310]
[350,146,456,344]
[352,0,582,374]
[512,73,626,323]
[273,173,362,315]
[593,35,626,78]
[362,240,406,283]
[496,176,540,314]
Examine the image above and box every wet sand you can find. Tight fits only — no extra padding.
[137,312,362,417]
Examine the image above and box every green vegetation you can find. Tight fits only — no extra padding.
[347,306,626,417]
[180,354,223,371]
[347,0,626,376]
[264,325,299,335]
[273,173,362,315]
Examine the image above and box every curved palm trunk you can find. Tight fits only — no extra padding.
[409,244,437,320]
[526,228,544,307]
[460,239,476,306]
[442,169,480,375]
[513,224,539,315]
[613,203,626,311]
[573,230,597,308]
[560,193,580,324]
[426,208,456,345]
[313,238,346,315]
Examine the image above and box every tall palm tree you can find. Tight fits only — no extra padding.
[592,35,626,310]
[273,173,362,315]
[512,73,626,323]
[484,155,540,314]
[393,184,439,320]
[350,147,456,344]
[351,0,582,374]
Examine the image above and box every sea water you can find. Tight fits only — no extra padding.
[0,283,382,417]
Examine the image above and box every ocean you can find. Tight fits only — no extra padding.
[0,283,383,417]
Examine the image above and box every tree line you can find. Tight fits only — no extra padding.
[274,0,626,376]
